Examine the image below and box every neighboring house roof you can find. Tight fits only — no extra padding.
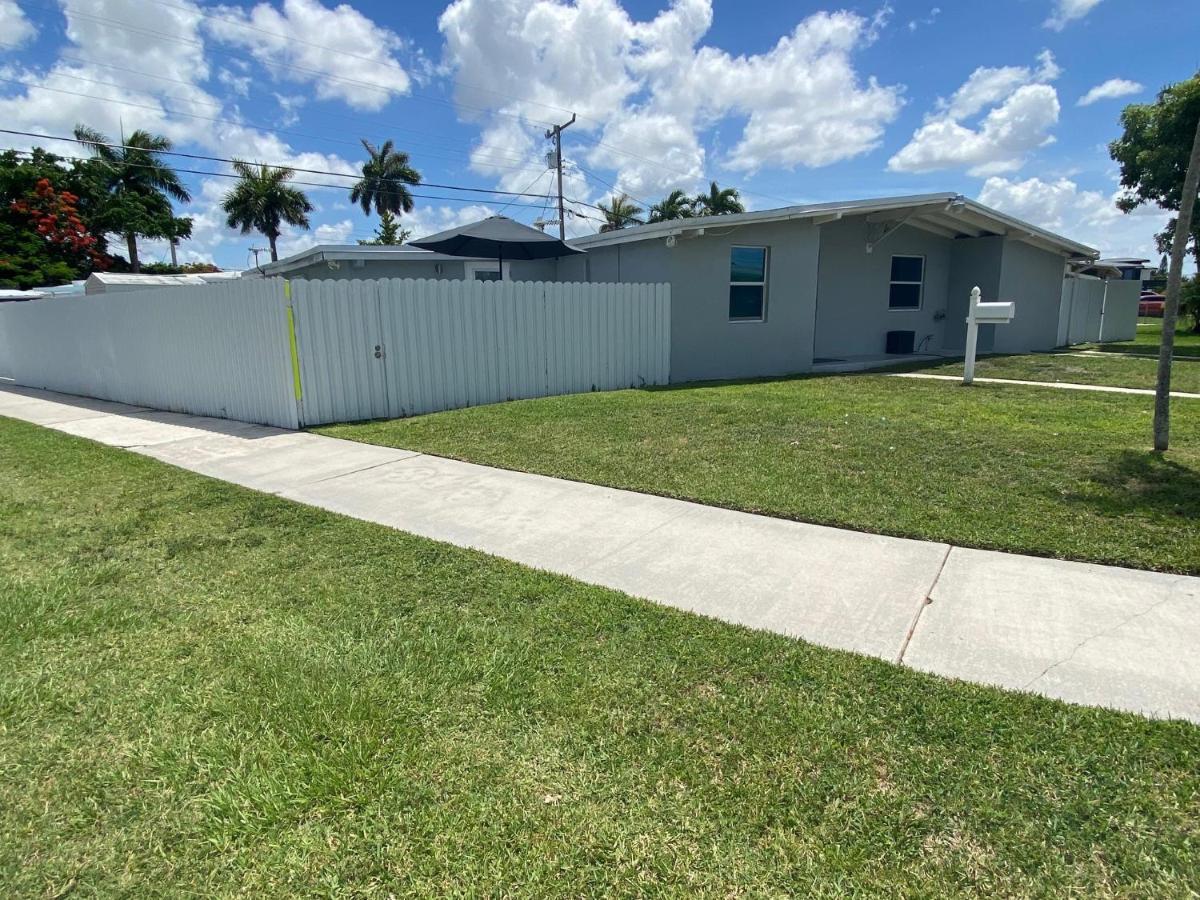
[0,289,46,301]
[1095,257,1150,265]
[88,273,209,286]
[570,192,1099,259]
[257,245,496,277]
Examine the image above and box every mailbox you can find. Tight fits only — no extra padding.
[971,300,1015,323]
[963,286,1016,385]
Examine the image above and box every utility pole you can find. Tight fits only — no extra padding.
[545,114,575,240]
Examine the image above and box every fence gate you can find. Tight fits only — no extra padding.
[288,278,671,427]
[288,279,391,424]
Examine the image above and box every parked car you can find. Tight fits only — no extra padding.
[1139,291,1166,317]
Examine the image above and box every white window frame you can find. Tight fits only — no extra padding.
[888,254,925,311]
[464,260,511,282]
[729,245,769,323]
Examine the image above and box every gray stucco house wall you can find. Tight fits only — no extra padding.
[814,219,953,359]
[568,220,820,382]
[560,194,1094,383]
[995,240,1071,354]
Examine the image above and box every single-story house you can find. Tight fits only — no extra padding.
[258,192,1134,383]
[258,244,559,283]
[559,193,1107,382]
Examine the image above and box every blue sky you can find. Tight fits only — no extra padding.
[0,0,1196,269]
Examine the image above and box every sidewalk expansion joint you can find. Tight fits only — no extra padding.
[896,544,952,665]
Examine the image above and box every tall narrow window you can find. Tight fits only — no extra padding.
[889,255,924,310]
[729,246,768,321]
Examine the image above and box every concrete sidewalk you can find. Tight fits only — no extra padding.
[888,371,1200,399]
[2,383,1197,724]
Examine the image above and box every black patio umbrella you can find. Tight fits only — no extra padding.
[409,216,583,276]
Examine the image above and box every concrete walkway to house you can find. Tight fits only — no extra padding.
[888,371,1200,399]
[2,383,1197,725]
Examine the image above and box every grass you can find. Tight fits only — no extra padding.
[1084,318,1200,358]
[320,375,1200,575]
[911,352,1200,394]
[2,417,1199,897]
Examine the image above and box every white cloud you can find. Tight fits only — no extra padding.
[205,0,411,111]
[274,218,355,259]
[0,0,37,47]
[217,68,251,97]
[978,175,1169,259]
[1044,0,1102,31]
[438,1,902,198]
[888,52,1061,175]
[1077,78,1143,107]
[907,6,940,31]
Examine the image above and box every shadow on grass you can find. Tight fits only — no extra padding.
[1067,450,1200,521]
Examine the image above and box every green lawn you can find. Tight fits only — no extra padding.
[321,376,1200,575]
[2,417,1199,896]
[1084,318,1200,357]
[911,351,1200,394]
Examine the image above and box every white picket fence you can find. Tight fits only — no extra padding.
[0,277,671,429]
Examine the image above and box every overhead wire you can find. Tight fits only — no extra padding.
[14,1,796,208]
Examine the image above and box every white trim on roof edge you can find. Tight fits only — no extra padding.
[570,192,1098,259]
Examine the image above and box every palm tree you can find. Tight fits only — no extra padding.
[350,139,420,224]
[597,193,644,232]
[221,161,313,262]
[693,181,744,217]
[74,124,192,272]
[648,189,696,223]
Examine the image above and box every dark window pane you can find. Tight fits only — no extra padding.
[890,256,924,283]
[730,247,767,282]
[473,270,501,282]
[889,282,921,309]
[730,284,765,319]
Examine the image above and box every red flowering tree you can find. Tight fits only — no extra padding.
[11,178,107,267]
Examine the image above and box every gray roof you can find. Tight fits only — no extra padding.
[569,192,1099,259]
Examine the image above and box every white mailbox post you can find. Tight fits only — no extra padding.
[963,286,1015,385]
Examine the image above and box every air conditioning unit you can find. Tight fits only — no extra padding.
[886,330,915,354]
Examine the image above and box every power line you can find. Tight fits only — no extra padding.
[12,5,796,210]
[0,129,551,200]
[0,77,538,175]
[0,49,536,170]
[22,1,789,205]
[3,147,553,211]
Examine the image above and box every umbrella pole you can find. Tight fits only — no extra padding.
[498,247,503,281]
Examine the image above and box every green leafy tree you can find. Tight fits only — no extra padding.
[1110,72,1200,451]
[0,150,111,289]
[221,161,313,263]
[597,193,643,232]
[350,139,420,232]
[358,209,411,246]
[693,181,744,216]
[1111,73,1200,269]
[74,125,192,273]
[648,189,695,223]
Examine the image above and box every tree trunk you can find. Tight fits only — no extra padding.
[1153,112,1200,452]
[170,238,178,268]
[269,234,279,262]
[126,232,140,274]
